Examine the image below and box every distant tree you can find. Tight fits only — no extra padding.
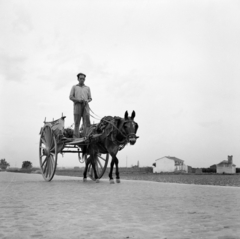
[236,168,240,173]
[210,164,216,169]
[22,161,32,169]
[190,168,196,173]
[202,167,216,173]
[0,159,10,170]
[195,168,202,174]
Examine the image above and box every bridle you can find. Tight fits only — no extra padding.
[118,119,139,142]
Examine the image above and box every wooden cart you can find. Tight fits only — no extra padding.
[39,116,109,181]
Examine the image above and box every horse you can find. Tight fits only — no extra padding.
[82,110,139,183]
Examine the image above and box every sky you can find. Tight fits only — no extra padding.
[1,0,240,169]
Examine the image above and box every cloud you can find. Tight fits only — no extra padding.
[45,53,110,91]
[198,120,222,128]
[0,53,27,81]
[105,70,145,100]
[12,5,33,35]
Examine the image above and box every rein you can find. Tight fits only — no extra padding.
[89,106,139,146]
[74,103,137,145]
[88,106,128,139]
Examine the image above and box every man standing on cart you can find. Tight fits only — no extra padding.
[69,73,92,138]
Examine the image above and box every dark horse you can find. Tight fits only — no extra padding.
[83,111,139,183]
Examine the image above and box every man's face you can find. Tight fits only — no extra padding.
[78,76,85,85]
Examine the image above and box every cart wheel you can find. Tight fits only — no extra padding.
[88,153,109,180]
[39,125,58,181]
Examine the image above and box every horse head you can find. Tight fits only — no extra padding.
[122,110,139,145]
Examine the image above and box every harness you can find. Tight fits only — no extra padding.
[88,107,138,150]
[72,103,138,150]
[88,107,127,137]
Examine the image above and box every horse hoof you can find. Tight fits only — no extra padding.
[95,179,100,183]
[110,179,115,184]
[83,178,87,182]
[116,179,121,183]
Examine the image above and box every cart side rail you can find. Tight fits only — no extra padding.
[40,116,66,142]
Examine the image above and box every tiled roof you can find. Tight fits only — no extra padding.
[155,156,184,163]
[217,160,236,166]
[166,156,184,163]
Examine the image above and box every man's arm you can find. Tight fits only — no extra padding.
[87,87,92,102]
[70,95,80,103]
[69,86,82,103]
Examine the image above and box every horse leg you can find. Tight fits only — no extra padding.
[106,143,119,184]
[115,157,120,183]
[92,153,100,183]
[109,158,115,184]
[83,155,90,182]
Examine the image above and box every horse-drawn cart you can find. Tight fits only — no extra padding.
[39,116,109,182]
[39,111,138,183]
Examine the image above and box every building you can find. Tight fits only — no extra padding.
[216,155,236,174]
[153,156,188,173]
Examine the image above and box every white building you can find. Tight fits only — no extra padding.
[153,156,188,173]
[217,155,236,174]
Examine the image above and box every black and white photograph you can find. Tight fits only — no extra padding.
[1,0,240,238]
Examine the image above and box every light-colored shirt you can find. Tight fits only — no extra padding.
[69,84,92,114]
[69,84,92,102]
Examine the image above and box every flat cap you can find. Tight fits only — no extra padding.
[77,73,86,78]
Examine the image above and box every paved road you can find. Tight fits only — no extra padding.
[0,172,240,239]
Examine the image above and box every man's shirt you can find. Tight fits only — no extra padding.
[69,84,92,102]
[69,84,92,114]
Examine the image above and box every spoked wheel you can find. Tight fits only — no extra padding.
[39,125,58,181]
[88,153,109,181]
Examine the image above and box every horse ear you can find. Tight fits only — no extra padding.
[131,111,136,120]
[124,111,128,120]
